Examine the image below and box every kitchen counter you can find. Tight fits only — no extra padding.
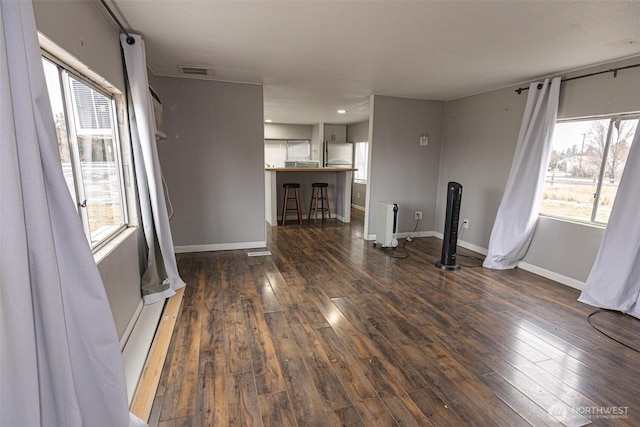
[265,167,356,225]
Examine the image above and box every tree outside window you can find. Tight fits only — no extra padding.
[540,115,638,224]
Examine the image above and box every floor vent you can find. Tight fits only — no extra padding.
[247,251,272,257]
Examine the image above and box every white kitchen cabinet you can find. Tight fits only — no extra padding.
[324,124,347,142]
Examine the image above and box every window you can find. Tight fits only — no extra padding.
[540,114,638,224]
[42,56,128,248]
[287,140,310,161]
[264,139,310,167]
[353,141,368,182]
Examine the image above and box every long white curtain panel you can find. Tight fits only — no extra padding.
[120,34,185,304]
[483,77,561,269]
[0,1,145,425]
[579,121,640,318]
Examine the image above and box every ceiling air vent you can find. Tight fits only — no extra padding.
[177,65,211,76]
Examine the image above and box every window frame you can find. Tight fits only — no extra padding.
[353,141,369,183]
[540,112,639,226]
[264,139,311,167]
[42,51,130,251]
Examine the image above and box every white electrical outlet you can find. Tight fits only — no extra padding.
[415,211,423,220]
[463,219,469,229]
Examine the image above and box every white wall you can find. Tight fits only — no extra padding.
[33,0,142,339]
[155,77,266,251]
[437,56,640,286]
[368,96,444,237]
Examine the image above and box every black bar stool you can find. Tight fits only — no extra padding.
[308,182,332,223]
[281,183,302,225]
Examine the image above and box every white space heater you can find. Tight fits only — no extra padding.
[375,202,399,248]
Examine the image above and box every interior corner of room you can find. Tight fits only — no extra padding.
[13,0,640,424]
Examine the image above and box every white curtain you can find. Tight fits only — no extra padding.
[579,121,640,318]
[483,77,561,269]
[120,34,185,304]
[0,1,144,426]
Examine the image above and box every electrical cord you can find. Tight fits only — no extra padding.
[380,218,420,259]
[457,253,485,268]
[587,309,640,353]
[161,170,174,219]
[381,239,410,259]
[447,219,485,267]
[405,217,420,242]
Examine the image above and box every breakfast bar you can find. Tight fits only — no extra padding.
[265,167,356,226]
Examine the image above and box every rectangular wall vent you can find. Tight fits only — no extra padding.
[177,65,211,75]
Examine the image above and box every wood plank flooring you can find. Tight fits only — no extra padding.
[150,210,640,426]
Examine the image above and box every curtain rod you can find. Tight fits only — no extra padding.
[515,62,640,94]
[99,0,135,45]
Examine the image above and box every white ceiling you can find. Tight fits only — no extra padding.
[113,0,640,125]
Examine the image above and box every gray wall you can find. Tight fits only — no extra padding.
[155,77,265,250]
[147,66,161,91]
[368,96,444,237]
[437,88,526,247]
[34,0,125,92]
[352,182,366,209]
[348,120,370,142]
[437,56,640,285]
[33,0,142,339]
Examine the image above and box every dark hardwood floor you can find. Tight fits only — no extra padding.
[150,209,640,426]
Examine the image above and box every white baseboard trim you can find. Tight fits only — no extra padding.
[433,232,488,256]
[122,299,165,404]
[351,204,365,211]
[399,230,434,239]
[421,232,585,290]
[517,261,585,291]
[458,240,489,256]
[175,241,267,253]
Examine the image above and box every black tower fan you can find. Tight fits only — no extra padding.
[436,182,463,270]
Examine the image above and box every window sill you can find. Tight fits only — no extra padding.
[538,214,606,229]
[93,226,138,265]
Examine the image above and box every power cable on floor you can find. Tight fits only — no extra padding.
[380,218,420,259]
[587,309,640,353]
[381,239,410,259]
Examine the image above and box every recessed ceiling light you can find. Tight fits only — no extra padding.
[337,109,347,114]
[264,119,272,123]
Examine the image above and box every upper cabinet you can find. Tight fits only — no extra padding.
[324,124,347,142]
